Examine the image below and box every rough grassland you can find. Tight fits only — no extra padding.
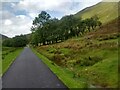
[33,18,119,88]
[32,48,87,88]
[75,2,118,24]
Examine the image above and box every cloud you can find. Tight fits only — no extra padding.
[12,0,78,19]
[13,0,102,18]
[0,10,15,20]
[16,0,71,12]
[1,0,102,37]
[4,19,12,25]
[2,15,32,37]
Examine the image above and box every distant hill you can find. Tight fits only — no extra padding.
[0,34,8,40]
[74,2,119,24]
[0,34,8,46]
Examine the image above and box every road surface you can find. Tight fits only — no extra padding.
[2,47,67,88]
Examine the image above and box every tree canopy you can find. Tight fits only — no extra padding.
[30,11,102,46]
[2,11,102,47]
[3,35,28,47]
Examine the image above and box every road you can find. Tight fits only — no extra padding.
[2,47,67,88]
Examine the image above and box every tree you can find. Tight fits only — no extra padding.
[32,11,51,29]
[59,15,78,39]
[30,11,102,46]
[97,21,102,28]
[2,38,13,47]
[31,32,39,46]
[45,18,59,44]
[90,15,102,30]
[84,18,91,32]
[2,35,28,47]
[31,11,51,45]
[76,19,86,36]
[83,16,102,32]
[12,35,28,47]
[90,16,98,30]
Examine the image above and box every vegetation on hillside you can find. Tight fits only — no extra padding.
[1,1,119,88]
[2,35,28,47]
[33,18,119,88]
[30,2,119,87]
[74,2,118,24]
[30,11,102,46]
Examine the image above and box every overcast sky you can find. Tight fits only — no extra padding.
[0,0,102,37]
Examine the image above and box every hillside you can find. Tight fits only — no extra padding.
[74,2,119,24]
[0,34,8,47]
[32,2,119,88]
[34,17,119,88]
[0,34,8,40]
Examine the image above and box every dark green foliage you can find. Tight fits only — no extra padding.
[2,38,13,47]
[31,11,102,46]
[32,11,51,29]
[2,35,28,47]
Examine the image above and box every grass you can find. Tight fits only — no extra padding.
[1,47,23,76]
[32,48,88,88]
[76,48,118,88]
[33,18,119,88]
[33,36,118,88]
[75,2,118,24]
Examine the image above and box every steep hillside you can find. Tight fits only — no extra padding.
[74,2,119,24]
[34,18,119,88]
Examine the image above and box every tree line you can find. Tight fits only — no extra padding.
[2,11,102,47]
[31,11,102,46]
[2,35,28,47]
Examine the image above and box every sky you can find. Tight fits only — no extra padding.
[0,0,102,38]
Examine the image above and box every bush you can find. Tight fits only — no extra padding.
[98,34,119,41]
[80,56,102,66]
[53,53,65,66]
[47,48,57,53]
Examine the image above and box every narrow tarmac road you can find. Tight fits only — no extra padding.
[2,47,67,88]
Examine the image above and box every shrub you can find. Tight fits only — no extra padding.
[98,34,119,41]
[53,53,65,66]
[47,48,57,53]
[80,56,102,66]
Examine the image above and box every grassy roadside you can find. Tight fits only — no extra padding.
[31,18,119,88]
[32,48,88,88]
[1,47,23,76]
[31,18,118,88]
[33,37,118,88]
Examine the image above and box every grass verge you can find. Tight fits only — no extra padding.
[1,48,23,76]
[32,48,88,88]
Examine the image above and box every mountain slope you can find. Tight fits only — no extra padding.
[74,2,119,24]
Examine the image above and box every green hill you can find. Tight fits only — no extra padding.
[74,2,119,24]
[34,17,119,88]
[31,2,119,88]
[33,4,119,88]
